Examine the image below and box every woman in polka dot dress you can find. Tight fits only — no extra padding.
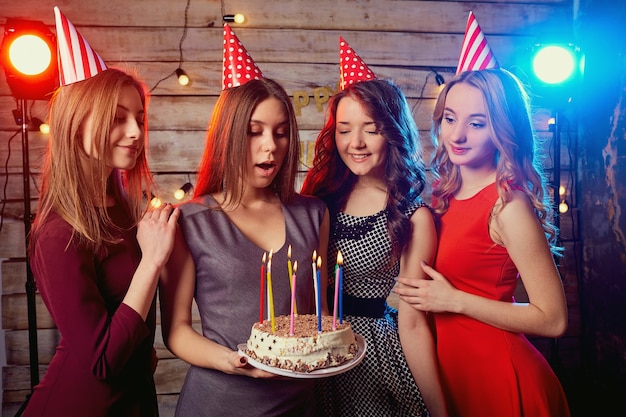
[302,78,447,417]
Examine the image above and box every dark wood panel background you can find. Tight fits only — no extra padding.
[1,1,577,416]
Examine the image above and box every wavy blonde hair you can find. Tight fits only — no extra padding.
[30,67,155,252]
[430,68,561,254]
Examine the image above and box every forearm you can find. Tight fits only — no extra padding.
[398,307,448,417]
[166,323,233,371]
[454,290,567,337]
[122,259,161,320]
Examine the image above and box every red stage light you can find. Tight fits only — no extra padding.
[1,18,58,100]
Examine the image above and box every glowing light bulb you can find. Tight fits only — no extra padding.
[39,122,50,135]
[532,45,576,84]
[9,34,52,75]
[150,197,163,208]
[176,68,190,86]
[224,13,246,24]
[174,182,193,200]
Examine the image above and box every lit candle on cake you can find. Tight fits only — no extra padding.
[260,252,266,325]
[312,250,318,320]
[267,250,275,332]
[338,251,344,324]
[267,249,273,322]
[316,255,322,333]
[287,245,297,315]
[290,261,298,336]
[333,252,340,330]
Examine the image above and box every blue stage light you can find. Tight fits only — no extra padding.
[521,43,584,108]
[532,45,577,84]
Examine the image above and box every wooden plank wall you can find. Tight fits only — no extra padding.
[1,1,576,415]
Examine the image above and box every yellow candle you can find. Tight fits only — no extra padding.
[267,250,275,332]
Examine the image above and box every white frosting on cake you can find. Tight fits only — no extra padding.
[246,314,358,372]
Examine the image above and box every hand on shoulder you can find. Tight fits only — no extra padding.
[136,203,180,267]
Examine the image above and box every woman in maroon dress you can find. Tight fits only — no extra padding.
[25,66,179,417]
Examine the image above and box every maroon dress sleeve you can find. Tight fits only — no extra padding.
[30,212,150,380]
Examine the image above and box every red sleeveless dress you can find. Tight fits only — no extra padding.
[433,183,570,417]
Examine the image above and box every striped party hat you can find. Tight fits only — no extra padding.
[223,23,263,90]
[456,11,499,74]
[54,6,107,86]
[339,37,376,90]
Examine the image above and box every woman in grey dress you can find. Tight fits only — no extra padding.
[159,77,330,417]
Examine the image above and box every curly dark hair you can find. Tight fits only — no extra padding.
[301,79,426,265]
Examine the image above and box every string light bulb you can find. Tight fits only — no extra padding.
[174,182,193,200]
[434,72,445,86]
[223,13,246,24]
[150,196,163,208]
[431,70,445,92]
[558,185,568,213]
[176,68,190,86]
[31,117,49,134]
[39,122,50,134]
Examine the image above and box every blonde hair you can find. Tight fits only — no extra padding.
[30,67,155,251]
[430,68,561,253]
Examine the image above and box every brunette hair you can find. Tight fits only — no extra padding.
[430,68,560,253]
[301,79,426,264]
[30,67,154,251]
[193,78,300,207]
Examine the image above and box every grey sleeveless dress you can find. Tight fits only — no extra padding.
[174,193,326,417]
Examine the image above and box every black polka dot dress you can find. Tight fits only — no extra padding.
[315,201,430,417]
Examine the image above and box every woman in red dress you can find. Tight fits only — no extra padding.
[396,67,571,417]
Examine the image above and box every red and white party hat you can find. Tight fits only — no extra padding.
[222,23,263,90]
[339,37,376,90]
[54,6,107,86]
[456,11,499,74]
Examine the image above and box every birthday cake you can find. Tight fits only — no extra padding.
[245,314,359,373]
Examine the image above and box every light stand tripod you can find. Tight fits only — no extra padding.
[552,110,562,234]
[0,17,58,415]
[13,98,39,417]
